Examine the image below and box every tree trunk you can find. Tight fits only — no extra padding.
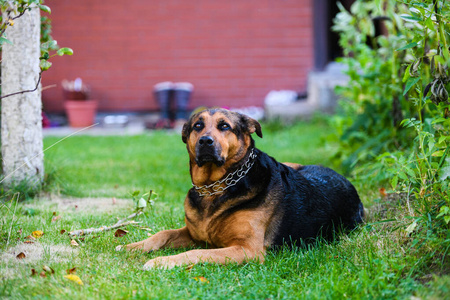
[1,5,43,189]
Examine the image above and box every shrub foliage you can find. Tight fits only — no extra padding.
[333,0,449,269]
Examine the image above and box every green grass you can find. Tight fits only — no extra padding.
[1,121,448,299]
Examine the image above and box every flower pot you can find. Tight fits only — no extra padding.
[64,100,98,128]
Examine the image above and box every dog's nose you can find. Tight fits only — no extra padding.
[199,136,214,146]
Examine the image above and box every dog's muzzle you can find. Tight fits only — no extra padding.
[195,136,224,167]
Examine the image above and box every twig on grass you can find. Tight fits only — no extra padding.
[68,220,140,238]
[68,211,143,238]
[114,211,143,226]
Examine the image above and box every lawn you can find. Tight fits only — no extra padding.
[1,121,448,299]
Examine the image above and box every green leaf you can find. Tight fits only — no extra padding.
[432,150,445,157]
[391,175,398,189]
[403,64,411,82]
[39,5,51,14]
[41,40,57,51]
[57,47,74,56]
[400,14,421,22]
[137,198,147,208]
[40,52,49,60]
[403,77,420,96]
[40,60,52,71]
[424,17,434,31]
[396,42,418,51]
[439,166,450,181]
[405,221,417,234]
[0,36,12,45]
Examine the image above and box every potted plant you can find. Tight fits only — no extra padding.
[62,78,98,127]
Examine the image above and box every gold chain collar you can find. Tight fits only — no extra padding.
[192,148,257,197]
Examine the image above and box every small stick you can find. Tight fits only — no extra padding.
[113,211,143,226]
[68,220,140,238]
[68,211,143,238]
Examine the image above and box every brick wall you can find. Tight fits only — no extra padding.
[42,0,314,112]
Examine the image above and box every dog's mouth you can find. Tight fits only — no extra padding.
[195,150,225,167]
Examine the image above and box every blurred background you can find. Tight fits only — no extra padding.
[41,0,354,118]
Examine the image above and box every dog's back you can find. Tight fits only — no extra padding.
[270,163,364,246]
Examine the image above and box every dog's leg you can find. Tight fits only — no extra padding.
[118,226,195,252]
[143,243,265,270]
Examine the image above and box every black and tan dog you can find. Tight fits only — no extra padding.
[120,108,364,269]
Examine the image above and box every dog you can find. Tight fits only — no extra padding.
[119,108,364,269]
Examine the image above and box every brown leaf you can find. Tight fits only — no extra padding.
[379,188,387,198]
[66,267,77,274]
[40,271,47,278]
[32,230,44,239]
[16,252,26,259]
[31,268,37,276]
[25,235,36,241]
[60,229,67,235]
[51,216,61,222]
[24,241,35,244]
[70,240,79,247]
[114,229,128,237]
[52,212,57,216]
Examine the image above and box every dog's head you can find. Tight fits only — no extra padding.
[182,108,262,169]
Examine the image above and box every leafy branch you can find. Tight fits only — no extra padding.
[0,1,73,99]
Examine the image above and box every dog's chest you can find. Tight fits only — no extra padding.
[185,208,214,244]
[184,196,222,246]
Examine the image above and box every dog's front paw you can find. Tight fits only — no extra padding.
[143,256,182,270]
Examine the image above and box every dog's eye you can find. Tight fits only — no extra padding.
[218,123,231,131]
[193,122,204,131]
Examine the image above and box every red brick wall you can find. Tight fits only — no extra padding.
[42,0,314,113]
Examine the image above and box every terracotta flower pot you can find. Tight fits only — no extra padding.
[64,100,98,128]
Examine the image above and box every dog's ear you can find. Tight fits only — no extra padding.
[181,121,190,144]
[242,115,263,138]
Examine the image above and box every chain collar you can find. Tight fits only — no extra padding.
[192,148,257,197]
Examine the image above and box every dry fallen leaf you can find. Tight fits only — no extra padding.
[24,241,34,244]
[70,240,79,247]
[185,264,194,271]
[40,271,46,278]
[60,229,67,235]
[114,229,128,237]
[379,187,387,198]
[25,235,36,241]
[64,274,84,285]
[66,267,77,274]
[16,252,26,259]
[193,276,209,283]
[31,268,37,276]
[52,212,57,216]
[32,230,44,239]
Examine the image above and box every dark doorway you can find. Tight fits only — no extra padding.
[313,0,355,71]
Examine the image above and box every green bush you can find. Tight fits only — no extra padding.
[332,0,449,270]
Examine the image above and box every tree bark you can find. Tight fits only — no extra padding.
[1,5,43,188]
